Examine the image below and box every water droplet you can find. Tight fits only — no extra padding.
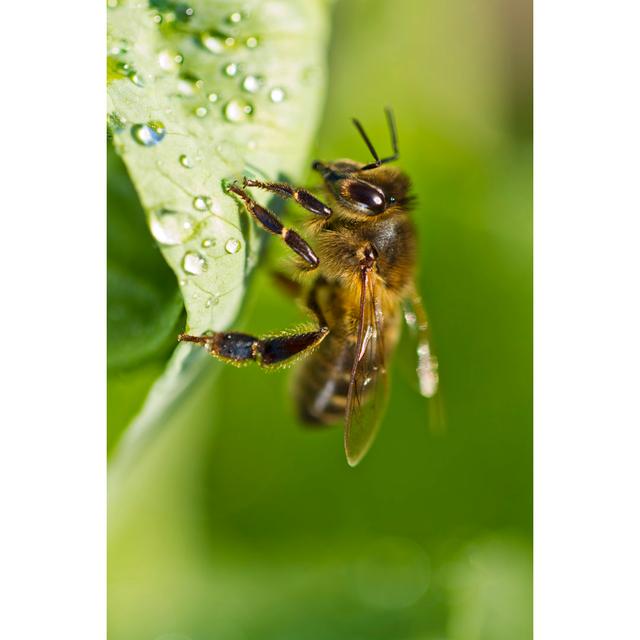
[149,208,195,245]
[179,154,193,168]
[131,121,165,146]
[179,278,186,286]
[194,106,208,118]
[129,72,144,87]
[223,98,254,123]
[207,92,219,103]
[201,237,215,248]
[269,87,286,103]
[182,251,208,275]
[158,49,182,71]
[226,11,243,24]
[223,62,239,77]
[225,238,242,254]
[225,36,236,47]
[245,36,258,49]
[193,195,212,211]
[177,73,202,96]
[242,74,262,93]
[175,3,194,21]
[205,294,219,308]
[108,112,127,132]
[199,31,225,54]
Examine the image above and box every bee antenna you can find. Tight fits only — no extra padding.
[352,117,380,166]
[385,106,399,158]
[355,108,400,171]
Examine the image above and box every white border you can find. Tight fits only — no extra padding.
[1,1,639,638]
[535,1,640,637]
[0,1,106,638]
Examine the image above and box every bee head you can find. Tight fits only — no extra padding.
[312,161,411,216]
[311,108,413,217]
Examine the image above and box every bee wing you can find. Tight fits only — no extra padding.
[344,269,390,466]
[402,291,439,398]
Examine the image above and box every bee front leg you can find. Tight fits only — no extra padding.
[179,326,329,367]
[242,178,332,218]
[228,184,320,269]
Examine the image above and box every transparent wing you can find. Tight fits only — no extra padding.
[344,269,390,466]
[403,291,439,398]
[402,289,445,433]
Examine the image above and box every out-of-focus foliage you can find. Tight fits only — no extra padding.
[109,0,532,638]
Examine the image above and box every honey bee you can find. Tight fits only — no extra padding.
[179,109,439,466]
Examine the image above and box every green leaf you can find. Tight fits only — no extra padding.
[107,0,331,469]
[107,0,330,335]
[107,147,184,370]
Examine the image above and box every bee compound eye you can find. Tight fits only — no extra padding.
[347,181,387,214]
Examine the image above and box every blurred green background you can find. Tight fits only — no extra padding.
[108,0,532,638]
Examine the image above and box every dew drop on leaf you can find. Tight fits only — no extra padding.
[194,106,208,118]
[225,238,242,254]
[226,11,243,24]
[177,74,202,96]
[223,98,254,122]
[131,121,166,146]
[223,62,239,77]
[175,4,194,21]
[193,195,212,211]
[108,112,127,133]
[242,74,262,93]
[149,208,195,245]
[158,49,182,71]
[179,154,193,168]
[245,36,258,49]
[269,87,286,103]
[182,251,208,275]
[129,72,144,87]
[201,237,215,248]
[207,92,219,103]
[199,31,225,54]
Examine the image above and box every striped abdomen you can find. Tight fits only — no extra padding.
[294,329,362,425]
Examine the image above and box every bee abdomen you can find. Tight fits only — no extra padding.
[294,333,366,426]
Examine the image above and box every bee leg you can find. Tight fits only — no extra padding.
[242,178,332,218]
[179,326,329,367]
[228,184,320,269]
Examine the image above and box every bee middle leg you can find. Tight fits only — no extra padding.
[179,326,329,367]
[228,184,320,268]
